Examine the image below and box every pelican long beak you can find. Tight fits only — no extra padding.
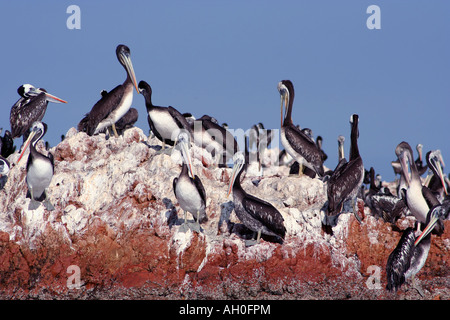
[414,208,440,246]
[122,53,139,93]
[44,91,68,104]
[28,87,67,103]
[17,130,37,163]
[179,138,195,179]
[399,152,411,186]
[280,93,284,127]
[435,157,448,195]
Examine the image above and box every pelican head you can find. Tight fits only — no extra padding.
[116,44,139,93]
[18,84,67,104]
[227,151,246,197]
[17,121,47,163]
[395,142,414,185]
[277,80,293,127]
[426,150,448,195]
[176,131,195,178]
[0,158,10,176]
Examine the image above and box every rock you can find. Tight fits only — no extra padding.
[0,126,448,299]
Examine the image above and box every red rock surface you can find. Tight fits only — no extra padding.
[0,127,448,299]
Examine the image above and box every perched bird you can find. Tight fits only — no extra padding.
[327,114,364,223]
[227,151,286,246]
[172,132,208,233]
[425,150,447,201]
[0,129,15,158]
[395,142,441,225]
[386,226,431,296]
[138,80,193,152]
[79,44,139,138]
[278,80,324,177]
[10,84,67,141]
[17,122,55,211]
[414,200,450,246]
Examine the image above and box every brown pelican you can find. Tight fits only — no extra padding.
[10,84,67,141]
[278,80,324,177]
[138,80,193,152]
[227,151,286,246]
[172,132,207,232]
[18,122,54,211]
[424,150,448,201]
[386,226,431,296]
[414,200,449,246]
[395,142,438,224]
[327,114,364,223]
[79,44,138,138]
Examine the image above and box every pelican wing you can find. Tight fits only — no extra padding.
[386,228,415,292]
[193,175,207,204]
[242,194,286,237]
[167,106,193,135]
[10,93,47,138]
[86,84,124,136]
[284,125,323,173]
[327,158,363,215]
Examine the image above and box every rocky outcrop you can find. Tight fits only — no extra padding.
[0,127,448,299]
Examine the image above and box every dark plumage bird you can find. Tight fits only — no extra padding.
[316,136,327,163]
[10,84,67,141]
[173,132,207,233]
[414,200,450,246]
[327,114,364,223]
[138,80,193,152]
[227,151,286,246]
[114,107,139,134]
[0,129,15,158]
[79,44,138,138]
[395,142,439,225]
[17,122,55,211]
[386,226,431,295]
[278,80,324,177]
[425,150,447,201]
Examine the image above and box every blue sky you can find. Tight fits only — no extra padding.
[1,1,449,181]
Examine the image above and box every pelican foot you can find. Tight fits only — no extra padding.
[179,223,190,233]
[411,276,424,298]
[244,239,258,247]
[188,221,201,233]
[44,199,55,211]
[28,199,40,211]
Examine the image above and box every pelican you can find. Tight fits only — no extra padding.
[0,129,15,158]
[79,44,138,138]
[386,226,431,296]
[227,151,286,246]
[424,150,447,201]
[327,114,364,223]
[173,132,207,232]
[414,200,449,246]
[278,80,324,177]
[10,84,67,141]
[138,80,193,152]
[395,142,436,224]
[18,122,54,211]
